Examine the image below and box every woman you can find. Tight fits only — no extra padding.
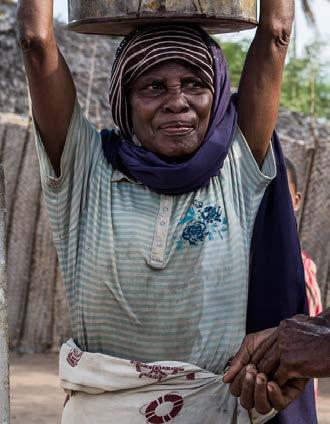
[17,0,316,422]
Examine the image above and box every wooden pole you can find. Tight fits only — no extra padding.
[0,162,9,424]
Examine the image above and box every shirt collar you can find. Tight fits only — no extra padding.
[111,168,142,184]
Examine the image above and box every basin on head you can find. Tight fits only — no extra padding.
[67,0,258,36]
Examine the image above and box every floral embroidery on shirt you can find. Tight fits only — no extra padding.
[176,200,228,249]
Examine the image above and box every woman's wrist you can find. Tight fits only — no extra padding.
[258,0,294,38]
[17,0,54,42]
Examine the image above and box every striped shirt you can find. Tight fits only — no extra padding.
[35,100,276,374]
[302,251,323,317]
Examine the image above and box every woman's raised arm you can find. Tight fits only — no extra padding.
[237,0,294,166]
[17,0,76,177]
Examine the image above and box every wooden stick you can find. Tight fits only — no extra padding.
[0,163,10,424]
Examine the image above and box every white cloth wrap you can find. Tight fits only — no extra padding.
[60,339,276,424]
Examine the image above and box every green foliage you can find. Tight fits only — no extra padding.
[282,41,330,119]
[217,39,249,88]
[216,38,330,120]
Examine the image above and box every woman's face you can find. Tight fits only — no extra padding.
[129,61,213,159]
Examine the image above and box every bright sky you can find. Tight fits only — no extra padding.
[54,0,330,58]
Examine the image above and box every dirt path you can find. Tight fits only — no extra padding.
[10,353,63,423]
[9,353,330,423]
[318,378,330,424]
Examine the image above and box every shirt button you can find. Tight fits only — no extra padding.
[160,220,166,226]
[163,207,168,212]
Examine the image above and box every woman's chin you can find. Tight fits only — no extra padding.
[156,147,199,162]
[151,138,202,160]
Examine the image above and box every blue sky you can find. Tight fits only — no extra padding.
[54,0,330,58]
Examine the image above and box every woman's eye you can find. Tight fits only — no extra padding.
[149,82,163,91]
[183,79,205,90]
[139,81,164,96]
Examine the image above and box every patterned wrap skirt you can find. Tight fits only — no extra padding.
[60,339,276,424]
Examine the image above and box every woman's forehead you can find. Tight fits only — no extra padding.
[137,60,200,80]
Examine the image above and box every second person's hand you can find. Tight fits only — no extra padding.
[227,363,308,414]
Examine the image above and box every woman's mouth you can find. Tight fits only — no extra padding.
[158,122,194,136]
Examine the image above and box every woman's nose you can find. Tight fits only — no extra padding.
[162,91,190,114]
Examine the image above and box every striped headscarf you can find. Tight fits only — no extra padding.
[109,25,215,139]
[103,23,236,194]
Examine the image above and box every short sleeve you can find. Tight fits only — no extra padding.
[34,98,103,240]
[221,125,277,236]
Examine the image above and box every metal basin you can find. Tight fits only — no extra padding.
[68,0,258,36]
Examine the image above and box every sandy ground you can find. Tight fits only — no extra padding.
[9,353,330,423]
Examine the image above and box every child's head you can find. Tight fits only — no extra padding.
[285,157,302,212]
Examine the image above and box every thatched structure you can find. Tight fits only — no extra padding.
[1,1,330,353]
